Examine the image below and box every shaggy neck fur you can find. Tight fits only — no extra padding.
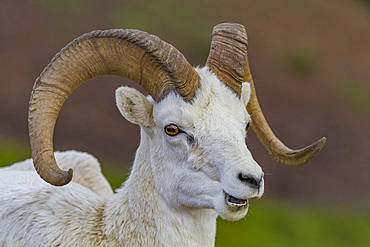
[104,132,217,246]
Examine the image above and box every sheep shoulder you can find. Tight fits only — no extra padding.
[1,150,113,196]
[0,167,115,246]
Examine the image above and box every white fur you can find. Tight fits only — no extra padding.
[3,151,113,196]
[0,67,264,246]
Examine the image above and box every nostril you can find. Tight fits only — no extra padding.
[238,173,261,188]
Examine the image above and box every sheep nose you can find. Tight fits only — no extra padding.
[238,173,264,188]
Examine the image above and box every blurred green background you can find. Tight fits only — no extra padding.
[0,0,369,246]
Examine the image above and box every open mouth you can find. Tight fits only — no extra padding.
[225,192,248,208]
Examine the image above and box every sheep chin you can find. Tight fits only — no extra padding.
[213,192,249,222]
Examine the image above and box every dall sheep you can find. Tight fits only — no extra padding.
[0,23,326,246]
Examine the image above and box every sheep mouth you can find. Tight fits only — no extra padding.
[225,192,248,208]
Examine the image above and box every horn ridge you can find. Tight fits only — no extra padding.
[206,23,248,96]
[29,28,199,186]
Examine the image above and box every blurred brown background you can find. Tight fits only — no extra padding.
[0,0,369,208]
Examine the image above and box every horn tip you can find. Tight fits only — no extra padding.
[58,168,73,186]
[290,136,327,167]
[275,136,327,167]
[39,167,73,187]
[314,136,327,152]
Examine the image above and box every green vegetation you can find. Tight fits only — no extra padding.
[0,139,30,167]
[329,77,370,115]
[216,200,370,247]
[283,47,318,76]
[100,162,130,190]
[1,140,369,246]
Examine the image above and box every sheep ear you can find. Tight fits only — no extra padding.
[116,86,154,128]
[241,82,251,106]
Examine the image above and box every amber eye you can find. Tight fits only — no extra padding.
[165,124,180,136]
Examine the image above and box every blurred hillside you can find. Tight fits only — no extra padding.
[0,0,369,208]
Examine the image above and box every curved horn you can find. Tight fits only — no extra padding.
[29,29,200,186]
[206,23,326,166]
[205,23,246,97]
[245,54,326,166]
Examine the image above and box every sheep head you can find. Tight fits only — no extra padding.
[116,69,263,221]
[28,24,326,220]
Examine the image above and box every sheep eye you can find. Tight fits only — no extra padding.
[165,124,180,136]
[246,121,250,130]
